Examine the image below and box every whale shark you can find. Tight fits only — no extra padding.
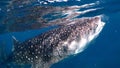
[0,16,105,68]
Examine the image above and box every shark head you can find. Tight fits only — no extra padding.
[66,16,105,54]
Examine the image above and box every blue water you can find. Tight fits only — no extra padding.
[0,0,120,68]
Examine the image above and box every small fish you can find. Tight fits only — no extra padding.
[0,16,105,68]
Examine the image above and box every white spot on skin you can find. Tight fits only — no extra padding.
[43,2,47,4]
[32,52,34,55]
[31,45,33,48]
[31,58,33,60]
[38,51,40,54]
[35,49,38,51]
[28,58,30,61]
[17,53,20,56]
[63,41,68,46]
[40,45,42,48]
[26,56,28,58]
[35,56,38,58]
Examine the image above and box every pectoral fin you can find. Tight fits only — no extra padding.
[12,36,20,51]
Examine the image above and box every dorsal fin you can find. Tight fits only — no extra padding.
[12,36,20,51]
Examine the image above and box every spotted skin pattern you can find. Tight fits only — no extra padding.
[4,16,104,68]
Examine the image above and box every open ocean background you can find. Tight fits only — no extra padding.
[0,0,120,68]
